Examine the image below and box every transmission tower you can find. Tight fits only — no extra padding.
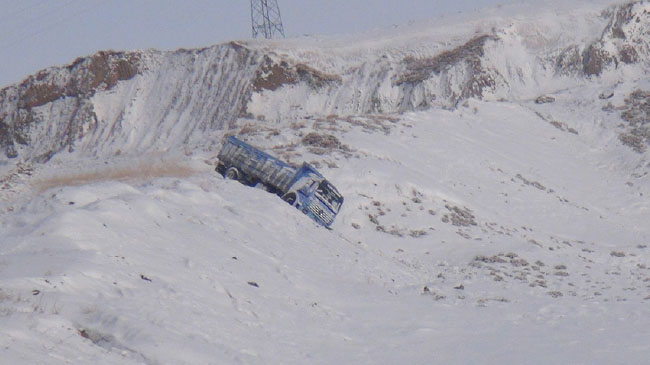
[250,0,285,39]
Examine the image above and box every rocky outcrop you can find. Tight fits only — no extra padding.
[619,90,650,153]
[0,43,261,162]
[573,2,649,76]
[0,51,143,161]
[395,35,504,107]
[552,2,650,77]
[252,56,341,92]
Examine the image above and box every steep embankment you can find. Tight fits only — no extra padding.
[0,44,260,162]
[1,1,649,165]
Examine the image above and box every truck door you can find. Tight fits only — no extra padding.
[295,179,317,208]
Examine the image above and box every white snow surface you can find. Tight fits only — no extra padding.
[2,1,650,364]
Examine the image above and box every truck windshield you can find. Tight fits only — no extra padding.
[315,180,343,213]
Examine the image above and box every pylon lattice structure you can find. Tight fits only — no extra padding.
[250,0,286,39]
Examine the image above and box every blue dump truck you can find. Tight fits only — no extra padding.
[216,136,343,227]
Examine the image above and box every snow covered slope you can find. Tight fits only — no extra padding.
[1,0,649,163]
[1,0,650,364]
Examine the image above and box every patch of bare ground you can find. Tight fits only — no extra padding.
[471,253,559,290]
[77,327,152,363]
[359,191,433,239]
[533,111,578,135]
[252,56,341,92]
[582,45,618,77]
[333,114,397,135]
[469,246,650,301]
[0,162,34,208]
[549,120,579,135]
[441,205,477,227]
[395,34,502,103]
[396,35,496,86]
[33,160,197,193]
[0,162,33,191]
[236,112,397,166]
[18,51,141,109]
[515,174,547,191]
[301,132,353,156]
[236,122,281,138]
[619,90,650,153]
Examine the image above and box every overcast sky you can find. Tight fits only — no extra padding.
[0,0,509,87]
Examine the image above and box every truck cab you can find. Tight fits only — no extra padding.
[283,163,343,227]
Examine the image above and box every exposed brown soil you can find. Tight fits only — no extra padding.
[0,50,143,160]
[583,45,616,76]
[619,90,650,153]
[252,56,341,92]
[17,51,141,109]
[620,44,639,64]
[395,35,497,86]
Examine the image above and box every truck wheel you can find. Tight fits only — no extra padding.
[282,192,296,206]
[225,167,239,180]
[216,163,226,175]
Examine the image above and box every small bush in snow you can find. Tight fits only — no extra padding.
[535,95,556,104]
[442,205,477,227]
[301,132,342,150]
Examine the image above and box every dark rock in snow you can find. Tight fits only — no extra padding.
[535,95,556,104]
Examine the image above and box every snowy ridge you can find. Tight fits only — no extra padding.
[1,0,649,164]
[84,44,260,157]
[250,0,650,117]
[0,43,261,162]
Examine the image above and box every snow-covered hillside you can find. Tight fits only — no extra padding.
[1,0,650,163]
[1,0,650,364]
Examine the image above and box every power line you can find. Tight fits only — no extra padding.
[0,0,49,23]
[0,0,79,45]
[0,0,103,51]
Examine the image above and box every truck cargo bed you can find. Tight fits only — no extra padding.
[217,136,297,193]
